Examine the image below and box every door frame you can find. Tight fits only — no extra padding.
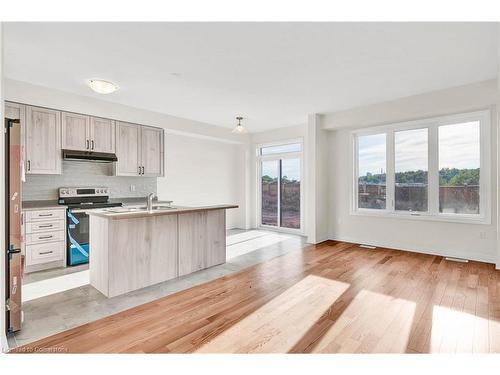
[256,139,304,235]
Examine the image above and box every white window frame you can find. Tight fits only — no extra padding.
[256,138,304,234]
[350,110,491,225]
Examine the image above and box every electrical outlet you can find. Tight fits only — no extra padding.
[479,231,486,239]
[130,185,136,192]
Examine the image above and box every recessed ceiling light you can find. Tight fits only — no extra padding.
[87,79,119,94]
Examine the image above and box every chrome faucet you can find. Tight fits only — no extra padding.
[147,192,156,212]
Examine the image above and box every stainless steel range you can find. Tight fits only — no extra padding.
[58,187,122,266]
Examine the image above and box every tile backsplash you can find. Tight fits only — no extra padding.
[23,160,157,201]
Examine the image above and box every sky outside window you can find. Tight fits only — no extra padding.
[439,121,480,170]
[358,133,386,177]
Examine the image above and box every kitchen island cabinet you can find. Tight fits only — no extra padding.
[87,205,237,297]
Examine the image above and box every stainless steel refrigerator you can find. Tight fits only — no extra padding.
[5,117,22,332]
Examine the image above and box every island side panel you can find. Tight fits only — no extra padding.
[206,209,226,268]
[107,214,178,297]
[178,211,207,277]
[178,208,227,276]
[89,215,110,296]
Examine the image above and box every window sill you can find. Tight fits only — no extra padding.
[350,209,491,225]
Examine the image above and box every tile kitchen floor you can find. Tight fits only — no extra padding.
[8,229,306,349]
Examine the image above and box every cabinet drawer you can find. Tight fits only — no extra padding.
[26,209,66,222]
[25,220,65,234]
[26,231,65,245]
[26,242,65,266]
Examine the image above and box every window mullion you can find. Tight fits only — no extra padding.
[428,125,439,215]
[386,131,395,212]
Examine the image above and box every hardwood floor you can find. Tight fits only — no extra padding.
[13,241,500,353]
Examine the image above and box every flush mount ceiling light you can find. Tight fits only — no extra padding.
[232,116,247,134]
[87,79,119,94]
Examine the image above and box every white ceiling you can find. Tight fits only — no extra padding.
[3,22,498,132]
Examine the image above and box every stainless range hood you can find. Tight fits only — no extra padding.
[62,149,118,163]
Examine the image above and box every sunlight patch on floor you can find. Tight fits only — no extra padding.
[226,230,294,259]
[430,305,489,353]
[311,289,416,353]
[195,274,349,353]
[22,270,90,302]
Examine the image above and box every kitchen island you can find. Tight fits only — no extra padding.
[87,204,238,297]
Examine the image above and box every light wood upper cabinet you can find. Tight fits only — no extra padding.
[62,112,90,151]
[25,106,62,175]
[9,102,162,177]
[61,114,114,153]
[115,122,164,177]
[90,117,115,153]
[141,126,164,177]
[5,102,25,121]
[115,121,141,176]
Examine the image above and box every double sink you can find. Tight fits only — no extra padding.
[104,203,175,214]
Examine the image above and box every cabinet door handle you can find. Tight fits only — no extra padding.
[38,213,53,217]
[39,251,53,255]
[27,160,30,171]
[86,140,89,149]
[91,140,94,150]
[142,166,145,175]
[38,235,53,239]
[138,166,142,175]
[38,224,53,228]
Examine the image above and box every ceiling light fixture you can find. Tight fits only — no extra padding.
[232,116,247,134]
[87,79,119,94]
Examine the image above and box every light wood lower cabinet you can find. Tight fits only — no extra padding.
[26,242,65,266]
[90,214,178,298]
[23,208,67,273]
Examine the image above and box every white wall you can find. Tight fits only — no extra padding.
[4,79,247,229]
[327,80,498,263]
[0,22,9,352]
[305,114,329,243]
[158,134,244,228]
[323,79,497,130]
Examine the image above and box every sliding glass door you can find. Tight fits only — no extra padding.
[259,142,302,231]
[261,160,279,226]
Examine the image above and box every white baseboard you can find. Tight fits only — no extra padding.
[306,237,329,245]
[330,235,497,264]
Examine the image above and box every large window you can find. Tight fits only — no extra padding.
[258,141,302,231]
[439,122,480,215]
[353,111,490,223]
[395,128,428,212]
[357,133,386,210]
